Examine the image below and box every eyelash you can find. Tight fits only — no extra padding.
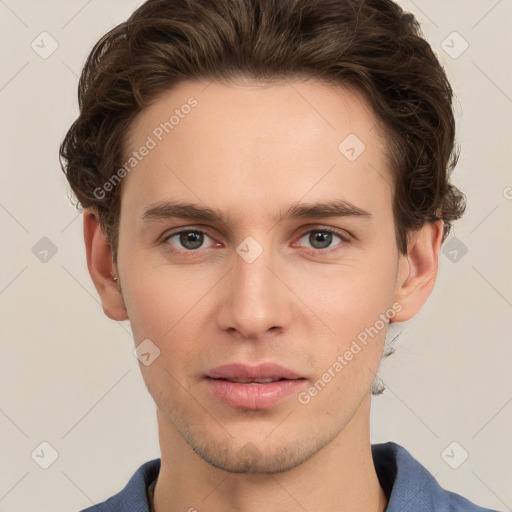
[161,227,350,256]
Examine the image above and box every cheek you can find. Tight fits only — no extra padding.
[289,260,395,395]
[125,275,203,394]
[293,259,396,335]
[297,274,390,408]
[121,267,215,374]
[121,260,202,338]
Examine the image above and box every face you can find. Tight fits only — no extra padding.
[115,79,404,473]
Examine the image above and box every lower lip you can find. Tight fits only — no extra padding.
[204,378,307,409]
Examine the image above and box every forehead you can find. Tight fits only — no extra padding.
[120,79,393,225]
[126,78,387,157]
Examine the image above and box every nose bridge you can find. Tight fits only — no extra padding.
[217,239,290,338]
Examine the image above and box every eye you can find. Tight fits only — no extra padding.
[295,228,349,251]
[161,227,350,256]
[163,229,216,252]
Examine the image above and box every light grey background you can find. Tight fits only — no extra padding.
[0,1,511,511]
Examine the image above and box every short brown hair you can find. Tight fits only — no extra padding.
[59,0,465,262]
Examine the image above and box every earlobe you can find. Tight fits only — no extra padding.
[391,220,444,323]
[83,208,128,321]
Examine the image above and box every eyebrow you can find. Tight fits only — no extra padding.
[140,199,372,224]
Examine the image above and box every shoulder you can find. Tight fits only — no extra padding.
[372,442,500,512]
[77,458,161,512]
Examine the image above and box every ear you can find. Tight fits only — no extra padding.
[391,220,444,322]
[83,208,128,321]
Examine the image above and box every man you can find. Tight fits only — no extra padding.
[59,0,499,510]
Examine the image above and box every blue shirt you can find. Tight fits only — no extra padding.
[79,442,500,511]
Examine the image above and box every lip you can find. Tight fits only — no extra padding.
[204,363,307,410]
[206,362,303,380]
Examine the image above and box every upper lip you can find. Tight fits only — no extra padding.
[206,363,304,380]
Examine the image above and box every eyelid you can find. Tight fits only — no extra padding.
[162,226,211,241]
[295,225,351,242]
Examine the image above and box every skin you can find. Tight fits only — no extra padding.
[84,79,443,512]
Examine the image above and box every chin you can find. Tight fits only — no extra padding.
[189,439,312,474]
[176,419,338,474]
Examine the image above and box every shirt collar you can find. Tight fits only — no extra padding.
[86,442,496,511]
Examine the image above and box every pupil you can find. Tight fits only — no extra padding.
[310,231,332,249]
[180,231,203,250]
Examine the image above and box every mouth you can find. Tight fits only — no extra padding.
[210,377,292,384]
[204,363,307,409]
[206,362,304,381]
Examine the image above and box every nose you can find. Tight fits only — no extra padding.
[216,244,293,340]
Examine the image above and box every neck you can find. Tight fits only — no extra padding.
[153,394,387,512]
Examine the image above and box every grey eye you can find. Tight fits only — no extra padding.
[179,231,205,250]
